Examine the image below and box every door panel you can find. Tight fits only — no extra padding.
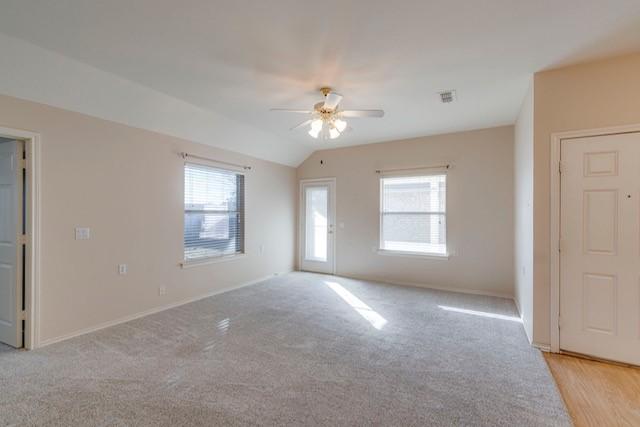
[0,139,22,348]
[583,189,617,255]
[560,132,640,365]
[582,273,616,335]
[300,180,335,274]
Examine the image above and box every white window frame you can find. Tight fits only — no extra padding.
[378,172,449,259]
[182,161,245,266]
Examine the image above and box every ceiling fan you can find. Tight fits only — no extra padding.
[271,87,384,140]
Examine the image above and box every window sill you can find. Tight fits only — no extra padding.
[180,253,246,268]
[377,249,450,260]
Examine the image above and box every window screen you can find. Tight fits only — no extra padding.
[184,163,244,261]
[380,174,446,255]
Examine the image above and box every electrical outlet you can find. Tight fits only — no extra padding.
[158,286,167,296]
[75,227,91,240]
[118,264,127,275]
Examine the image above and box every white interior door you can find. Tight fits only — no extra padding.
[0,139,23,348]
[560,132,640,365]
[300,179,335,274]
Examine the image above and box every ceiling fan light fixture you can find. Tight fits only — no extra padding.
[308,127,321,139]
[329,126,341,139]
[334,118,347,133]
[310,119,323,132]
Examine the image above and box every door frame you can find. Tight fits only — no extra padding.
[298,177,336,275]
[550,123,640,353]
[0,126,41,350]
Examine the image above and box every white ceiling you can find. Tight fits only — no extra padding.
[0,0,639,166]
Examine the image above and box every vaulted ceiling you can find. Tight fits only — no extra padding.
[1,0,639,165]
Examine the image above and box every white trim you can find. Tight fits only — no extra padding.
[549,123,640,354]
[180,253,246,268]
[376,249,449,260]
[550,132,561,353]
[298,177,337,275]
[342,273,514,300]
[38,272,288,348]
[533,342,552,352]
[513,296,532,344]
[0,126,41,350]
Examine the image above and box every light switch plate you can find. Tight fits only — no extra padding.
[75,227,90,240]
[118,264,127,275]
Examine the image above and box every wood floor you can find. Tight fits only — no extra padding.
[544,353,640,427]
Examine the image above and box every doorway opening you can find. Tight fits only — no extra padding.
[0,127,40,350]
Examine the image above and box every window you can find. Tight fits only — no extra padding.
[184,163,244,261]
[379,174,447,256]
[304,185,328,262]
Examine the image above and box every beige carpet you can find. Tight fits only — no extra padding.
[0,272,570,426]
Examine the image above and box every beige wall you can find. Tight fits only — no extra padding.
[8,52,639,348]
[297,126,515,297]
[0,94,297,345]
[532,53,640,345]
[514,82,534,342]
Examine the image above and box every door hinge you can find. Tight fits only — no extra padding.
[18,234,27,245]
[19,310,26,321]
[558,161,563,174]
[19,158,26,169]
[558,238,562,253]
[558,316,562,329]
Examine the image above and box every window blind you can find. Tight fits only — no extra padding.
[184,163,245,261]
[380,174,446,255]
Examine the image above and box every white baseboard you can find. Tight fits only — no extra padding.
[512,297,533,345]
[338,273,515,300]
[37,272,289,348]
[533,342,552,352]
[513,296,522,317]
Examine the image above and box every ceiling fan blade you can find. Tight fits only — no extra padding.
[270,109,313,114]
[339,109,384,118]
[290,119,312,131]
[323,92,343,111]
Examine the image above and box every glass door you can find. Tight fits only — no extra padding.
[300,179,335,274]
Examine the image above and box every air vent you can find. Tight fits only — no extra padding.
[438,90,456,104]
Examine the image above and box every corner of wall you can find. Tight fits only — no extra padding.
[514,77,535,344]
